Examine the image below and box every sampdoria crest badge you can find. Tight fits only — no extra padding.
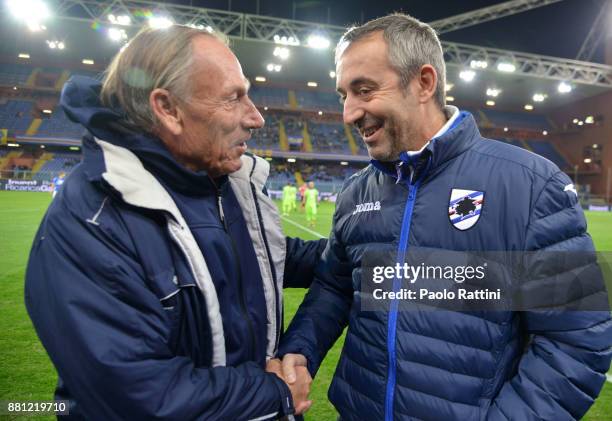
[448,189,484,230]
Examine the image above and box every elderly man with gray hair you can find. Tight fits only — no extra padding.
[277,12,612,420]
[25,26,325,419]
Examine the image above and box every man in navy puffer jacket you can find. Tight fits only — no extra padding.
[277,14,612,420]
[25,26,324,420]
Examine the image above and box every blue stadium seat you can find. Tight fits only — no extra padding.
[526,140,570,170]
[249,86,289,108]
[35,107,84,139]
[295,90,341,112]
[308,120,350,153]
[482,109,550,131]
[0,100,34,135]
[0,64,32,87]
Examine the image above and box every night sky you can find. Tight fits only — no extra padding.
[170,0,608,62]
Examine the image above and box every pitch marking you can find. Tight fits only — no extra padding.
[281,216,326,239]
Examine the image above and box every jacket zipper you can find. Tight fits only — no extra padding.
[216,187,257,361]
[249,181,282,352]
[384,165,421,421]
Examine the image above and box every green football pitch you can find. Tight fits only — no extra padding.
[0,191,611,420]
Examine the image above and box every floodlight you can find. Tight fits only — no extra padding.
[445,96,455,102]
[318,111,323,115]
[542,130,548,135]
[8,0,50,32]
[266,63,274,72]
[557,82,572,93]
[497,62,516,73]
[486,100,495,106]
[287,158,296,163]
[583,158,591,163]
[503,127,509,132]
[274,64,282,72]
[524,104,534,111]
[459,70,475,82]
[572,118,579,124]
[340,161,348,166]
[532,93,547,102]
[470,60,488,69]
[108,14,131,26]
[307,82,318,87]
[82,59,94,65]
[445,83,454,92]
[148,16,173,29]
[585,116,594,124]
[577,121,584,126]
[486,88,501,97]
[255,76,266,82]
[18,53,30,59]
[273,34,299,46]
[307,34,330,49]
[108,28,127,42]
[593,144,598,148]
[329,71,336,78]
[273,47,290,60]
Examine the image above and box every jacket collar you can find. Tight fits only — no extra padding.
[371,107,480,181]
[84,135,268,222]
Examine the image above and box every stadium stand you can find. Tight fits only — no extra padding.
[526,139,570,170]
[33,152,81,180]
[35,107,84,139]
[481,108,551,131]
[0,99,34,135]
[249,86,290,108]
[294,89,342,112]
[308,120,351,153]
[251,113,281,150]
[0,63,32,87]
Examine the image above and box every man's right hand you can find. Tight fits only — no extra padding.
[287,365,312,415]
[280,353,308,384]
[266,357,312,415]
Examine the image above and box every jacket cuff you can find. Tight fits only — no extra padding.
[270,373,295,417]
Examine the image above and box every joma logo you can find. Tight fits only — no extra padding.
[353,201,381,215]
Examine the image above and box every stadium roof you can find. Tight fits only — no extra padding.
[1,0,611,113]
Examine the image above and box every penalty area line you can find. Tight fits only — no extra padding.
[281,216,326,239]
[607,373,612,384]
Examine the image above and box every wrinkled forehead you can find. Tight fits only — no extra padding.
[190,36,249,92]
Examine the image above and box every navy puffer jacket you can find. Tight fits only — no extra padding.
[279,110,612,420]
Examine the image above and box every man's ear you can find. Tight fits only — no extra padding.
[415,64,438,104]
[150,88,183,136]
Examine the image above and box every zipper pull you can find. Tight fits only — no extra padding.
[217,194,226,226]
[395,161,404,185]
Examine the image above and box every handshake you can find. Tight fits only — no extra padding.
[266,354,313,415]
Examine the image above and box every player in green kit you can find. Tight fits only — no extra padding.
[304,181,319,228]
[288,183,298,212]
[281,182,295,216]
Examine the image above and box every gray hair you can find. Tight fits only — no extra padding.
[335,13,446,109]
[101,25,227,132]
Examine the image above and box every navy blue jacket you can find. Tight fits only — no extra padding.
[25,76,326,420]
[279,110,612,420]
